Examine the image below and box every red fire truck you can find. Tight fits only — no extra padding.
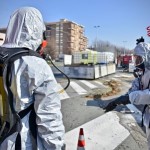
[117,55,133,68]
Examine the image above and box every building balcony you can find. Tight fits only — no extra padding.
[79,42,86,45]
[67,41,74,43]
[71,34,75,37]
[67,46,74,49]
[79,36,84,39]
[79,30,83,33]
[68,27,75,30]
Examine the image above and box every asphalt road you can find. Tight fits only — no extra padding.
[55,70,148,150]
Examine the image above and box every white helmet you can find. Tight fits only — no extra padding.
[133,42,150,70]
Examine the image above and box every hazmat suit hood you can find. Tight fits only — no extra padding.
[2,7,46,51]
[134,42,150,70]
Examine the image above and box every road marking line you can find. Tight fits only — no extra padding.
[70,81,87,95]
[57,84,70,100]
[113,75,121,78]
[65,112,130,150]
[94,81,108,88]
[80,80,97,89]
[111,77,121,82]
[121,74,133,78]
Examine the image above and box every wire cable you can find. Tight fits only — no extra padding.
[46,55,70,93]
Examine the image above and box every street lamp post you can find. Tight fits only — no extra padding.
[122,41,127,55]
[94,26,100,51]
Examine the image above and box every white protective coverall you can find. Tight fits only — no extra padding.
[0,7,65,150]
[129,42,150,149]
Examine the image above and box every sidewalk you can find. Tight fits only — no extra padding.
[64,111,147,150]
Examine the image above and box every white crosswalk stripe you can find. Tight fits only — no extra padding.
[58,75,129,100]
[93,81,103,85]
[80,80,97,89]
[94,81,108,88]
[114,74,133,78]
[70,81,87,95]
[57,84,70,100]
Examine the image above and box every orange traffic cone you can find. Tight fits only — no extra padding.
[77,128,85,150]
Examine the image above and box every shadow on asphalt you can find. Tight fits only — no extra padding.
[86,96,146,134]
[86,97,117,109]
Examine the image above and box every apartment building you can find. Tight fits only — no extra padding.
[0,19,88,59]
[0,33,5,45]
[45,19,88,59]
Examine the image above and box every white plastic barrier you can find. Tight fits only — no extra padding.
[107,64,116,75]
[99,64,107,77]
[63,63,116,79]
[129,63,135,72]
[64,65,100,79]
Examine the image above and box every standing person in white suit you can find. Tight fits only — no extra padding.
[0,7,65,150]
[104,37,150,150]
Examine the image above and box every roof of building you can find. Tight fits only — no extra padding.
[0,33,5,45]
[45,19,84,28]
[0,28,7,33]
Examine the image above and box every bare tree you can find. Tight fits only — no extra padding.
[45,37,57,60]
[89,39,132,57]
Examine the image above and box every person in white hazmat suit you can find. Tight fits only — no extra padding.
[104,37,150,149]
[0,7,65,150]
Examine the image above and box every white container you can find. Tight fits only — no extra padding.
[73,52,81,64]
[129,63,135,72]
[100,64,107,77]
[73,50,98,65]
[64,55,72,65]
[97,52,114,64]
[107,63,116,74]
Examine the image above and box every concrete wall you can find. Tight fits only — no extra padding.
[63,63,116,79]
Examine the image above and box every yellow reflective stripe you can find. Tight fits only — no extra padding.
[0,76,7,123]
[58,89,65,94]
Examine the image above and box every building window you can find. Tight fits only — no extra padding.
[45,30,51,37]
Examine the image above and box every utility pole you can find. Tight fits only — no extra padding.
[122,41,127,55]
[94,26,100,51]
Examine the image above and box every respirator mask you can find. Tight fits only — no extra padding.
[36,31,48,58]
[133,55,145,78]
